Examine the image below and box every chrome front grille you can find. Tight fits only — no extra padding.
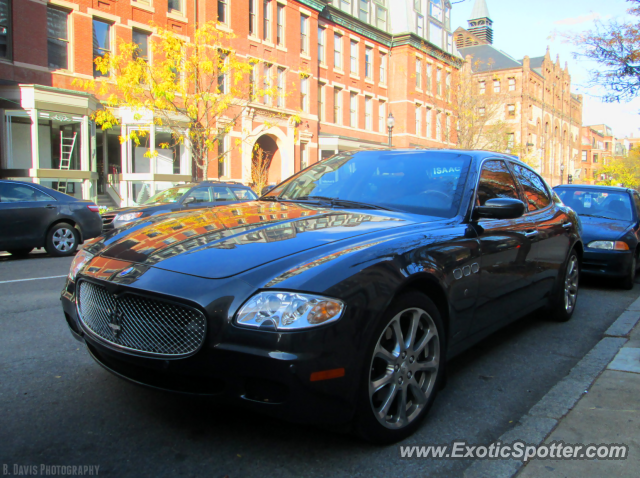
[77,281,206,357]
[102,213,116,227]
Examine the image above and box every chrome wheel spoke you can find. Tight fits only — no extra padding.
[408,378,427,406]
[415,357,439,373]
[371,372,394,393]
[397,387,408,425]
[391,320,406,354]
[405,310,422,352]
[413,328,435,356]
[374,345,397,365]
[376,383,398,418]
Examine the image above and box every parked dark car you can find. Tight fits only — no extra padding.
[554,184,640,289]
[101,181,259,230]
[0,179,102,257]
[61,150,582,443]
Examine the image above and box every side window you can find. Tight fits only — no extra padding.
[512,164,551,212]
[233,189,258,200]
[633,193,640,217]
[476,160,519,207]
[211,186,237,201]
[184,188,211,204]
[0,183,53,202]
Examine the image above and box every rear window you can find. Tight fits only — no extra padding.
[555,188,634,221]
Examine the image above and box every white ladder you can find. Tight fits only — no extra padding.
[58,131,77,194]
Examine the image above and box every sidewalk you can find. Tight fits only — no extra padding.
[517,320,640,477]
[465,296,640,478]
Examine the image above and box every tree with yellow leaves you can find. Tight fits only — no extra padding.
[596,147,640,189]
[76,21,282,179]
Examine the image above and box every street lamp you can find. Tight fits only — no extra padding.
[387,113,395,147]
[560,163,565,185]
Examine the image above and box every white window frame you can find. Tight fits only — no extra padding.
[334,33,343,70]
[350,91,358,128]
[350,40,359,76]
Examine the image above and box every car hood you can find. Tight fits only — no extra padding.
[94,201,422,279]
[579,215,633,243]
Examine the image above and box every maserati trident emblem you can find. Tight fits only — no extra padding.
[107,303,124,339]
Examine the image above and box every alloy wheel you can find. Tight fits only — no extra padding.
[53,228,76,252]
[369,307,440,430]
[564,255,579,313]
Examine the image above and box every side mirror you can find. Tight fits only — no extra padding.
[182,196,195,205]
[474,198,525,220]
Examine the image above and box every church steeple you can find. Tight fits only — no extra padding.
[467,0,493,45]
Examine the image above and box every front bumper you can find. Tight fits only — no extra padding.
[60,277,361,426]
[581,249,634,277]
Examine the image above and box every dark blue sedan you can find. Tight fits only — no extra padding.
[554,184,640,289]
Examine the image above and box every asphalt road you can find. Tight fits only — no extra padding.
[1,250,639,478]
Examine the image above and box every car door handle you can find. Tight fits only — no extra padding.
[562,222,573,229]
[524,230,538,237]
[44,205,56,209]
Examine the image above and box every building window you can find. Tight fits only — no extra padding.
[300,77,308,112]
[132,30,150,63]
[445,115,451,142]
[263,0,271,41]
[334,87,342,124]
[277,67,285,107]
[300,14,309,54]
[415,105,422,136]
[249,0,257,35]
[436,113,441,141]
[375,2,388,30]
[426,108,432,138]
[249,63,256,100]
[507,133,515,150]
[379,52,387,83]
[426,63,432,93]
[218,130,227,178]
[430,0,443,21]
[494,79,501,93]
[436,68,442,95]
[350,40,358,75]
[593,153,599,163]
[479,80,485,95]
[507,104,515,116]
[365,96,372,130]
[277,4,285,46]
[340,0,351,12]
[263,63,272,104]
[350,92,358,128]
[218,0,228,24]
[318,27,325,64]
[168,0,182,13]
[318,82,325,122]
[508,77,516,91]
[582,151,588,162]
[0,0,11,59]
[365,47,372,79]
[379,100,386,132]
[478,106,486,116]
[416,13,424,37]
[300,142,308,170]
[92,19,111,77]
[334,33,342,69]
[446,72,451,100]
[415,58,422,89]
[47,7,70,70]
[430,21,442,48]
[358,0,369,21]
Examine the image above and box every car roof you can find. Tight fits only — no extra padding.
[553,184,633,193]
[176,181,252,189]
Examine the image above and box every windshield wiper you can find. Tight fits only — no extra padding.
[295,196,393,211]
[580,214,617,219]
[260,196,280,202]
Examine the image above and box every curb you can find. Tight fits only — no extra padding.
[462,296,640,478]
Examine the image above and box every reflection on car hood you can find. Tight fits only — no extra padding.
[579,215,633,242]
[93,201,416,279]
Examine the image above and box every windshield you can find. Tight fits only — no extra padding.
[555,188,634,221]
[264,151,472,217]
[143,187,192,205]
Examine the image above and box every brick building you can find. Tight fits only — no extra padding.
[454,0,583,186]
[0,0,461,206]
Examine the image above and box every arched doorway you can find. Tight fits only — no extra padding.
[252,134,281,191]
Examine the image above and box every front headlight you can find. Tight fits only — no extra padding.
[69,249,94,280]
[587,240,629,251]
[115,211,144,223]
[236,292,345,331]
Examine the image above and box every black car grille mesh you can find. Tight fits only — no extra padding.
[77,281,206,357]
[102,213,116,226]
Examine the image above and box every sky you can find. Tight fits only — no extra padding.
[450,0,640,139]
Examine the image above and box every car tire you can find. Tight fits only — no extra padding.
[45,223,79,257]
[7,248,33,257]
[549,250,580,322]
[620,250,638,290]
[354,291,445,444]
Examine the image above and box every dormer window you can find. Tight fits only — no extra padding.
[430,0,443,22]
